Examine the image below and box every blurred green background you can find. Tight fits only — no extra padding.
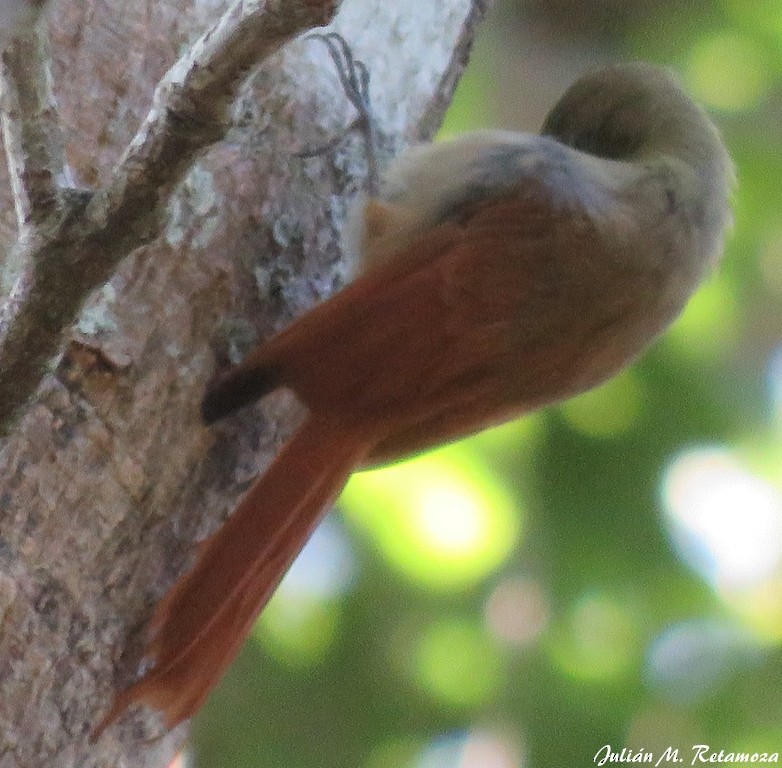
[191,0,782,765]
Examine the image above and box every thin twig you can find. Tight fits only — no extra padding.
[0,0,339,435]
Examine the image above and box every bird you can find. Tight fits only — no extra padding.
[93,54,733,738]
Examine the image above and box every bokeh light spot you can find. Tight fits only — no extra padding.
[414,729,525,768]
[721,0,782,52]
[484,576,550,648]
[419,485,484,554]
[665,274,740,360]
[559,369,642,437]
[662,447,782,591]
[686,31,770,111]
[272,517,356,601]
[254,595,340,667]
[625,706,701,756]
[341,447,521,589]
[645,618,763,704]
[549,592,639,681]
[411,619,503,708]
[252,521,353,666]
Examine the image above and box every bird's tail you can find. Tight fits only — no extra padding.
[93,413,368,739]
[200,349,283,424]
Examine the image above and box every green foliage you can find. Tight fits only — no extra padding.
[193,2,782,765]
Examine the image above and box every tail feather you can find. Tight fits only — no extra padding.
[92,413,368,740]
[201,355,283,424]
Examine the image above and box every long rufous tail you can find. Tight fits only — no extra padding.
[92,413,368,739]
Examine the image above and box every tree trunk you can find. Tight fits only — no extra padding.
[0,0,491,765]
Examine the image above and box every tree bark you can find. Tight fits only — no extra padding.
[0,0,491,765]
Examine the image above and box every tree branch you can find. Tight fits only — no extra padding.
[90,0,340,228]
[0,26,65,234]
[0,0,338,435]
[0,0,489,764]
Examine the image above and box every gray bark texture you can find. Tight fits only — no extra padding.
[0,0,491,765]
